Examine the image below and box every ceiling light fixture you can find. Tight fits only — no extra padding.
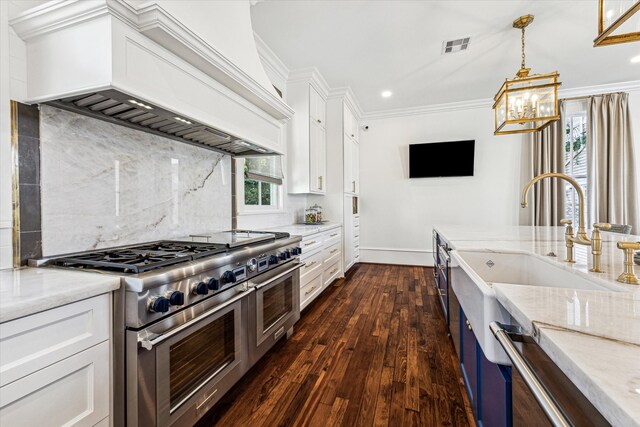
[381,90,392,98]
[631,54,640,63]
[594,0,640,46]
[493,14,561,135]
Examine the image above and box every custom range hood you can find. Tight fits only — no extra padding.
[10,0,293,156]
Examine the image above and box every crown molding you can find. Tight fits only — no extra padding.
[287,67,331,98]
[361,97,491,120]
[327,86,364,119]
[557,80,640,99]
[253,32,289,88]
[360,80,640,121]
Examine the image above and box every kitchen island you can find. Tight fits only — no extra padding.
[433,224,640,427]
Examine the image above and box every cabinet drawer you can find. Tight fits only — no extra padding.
[0,340,110,427]
[323,229,341,247]
[300,273,323,310]
[301,235,323,254]
[301,250,324,284]
[323,242,341,265]
[323,260,341,288]
[0,293,110,386]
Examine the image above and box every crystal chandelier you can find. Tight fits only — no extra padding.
[493,15,562,135]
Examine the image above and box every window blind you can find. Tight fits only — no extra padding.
[244,156,284,185]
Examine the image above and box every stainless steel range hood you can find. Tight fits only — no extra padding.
[50,89,271,157]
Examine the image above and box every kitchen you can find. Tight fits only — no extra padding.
[0,1,639,426]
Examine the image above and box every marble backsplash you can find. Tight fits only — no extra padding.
[39,105,231,255]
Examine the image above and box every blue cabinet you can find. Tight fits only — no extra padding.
[460,311,479,415]
[459,308,512,427]
[480,351,512,427]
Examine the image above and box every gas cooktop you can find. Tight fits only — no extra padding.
[49,240,229,274]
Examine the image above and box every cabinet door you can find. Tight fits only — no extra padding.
[480,354,512,427]
[351,139,359,194]
[343,195,354,269]
[351,115,359,143]
[343,104,353,137]
[309,85,325,128]
[309,120,326,193]
[461,311,479,416]
[0,340,110,426]
[344,136,352,193]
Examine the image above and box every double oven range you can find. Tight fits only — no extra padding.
[32,230,303,426]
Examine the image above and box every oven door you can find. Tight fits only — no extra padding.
[248,261,302,365]
[128,285,249,427]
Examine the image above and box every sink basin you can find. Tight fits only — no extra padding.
[449,249,619,365]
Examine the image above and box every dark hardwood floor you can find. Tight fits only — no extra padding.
[197,263,475,427]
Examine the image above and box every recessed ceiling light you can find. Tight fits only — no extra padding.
[631,55,640,64]
[381,90,392,98]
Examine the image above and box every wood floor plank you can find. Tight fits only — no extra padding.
[196,264,473,427]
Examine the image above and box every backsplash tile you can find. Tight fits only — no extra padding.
[39,105,232,255]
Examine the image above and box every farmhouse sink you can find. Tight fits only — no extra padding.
[449,249,619,365]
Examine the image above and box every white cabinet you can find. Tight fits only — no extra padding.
[287,79,327,194]
[344,138,359,195]
[299,226,343,310]
[0,294,112,426]
[343,196,360,271]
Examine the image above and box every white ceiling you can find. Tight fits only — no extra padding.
[250,0,640,113]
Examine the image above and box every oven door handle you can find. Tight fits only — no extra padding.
[490,322,572,427]
[138,290,250,351]
[252,263,304,290]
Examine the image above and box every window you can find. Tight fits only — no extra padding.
[236,157,284,213]
[563,107,588,225]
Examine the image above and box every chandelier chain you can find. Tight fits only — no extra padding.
[521,26,526,70]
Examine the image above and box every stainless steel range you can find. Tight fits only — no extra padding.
[31,231,303,427]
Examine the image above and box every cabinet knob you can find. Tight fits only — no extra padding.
[317,119,322,123]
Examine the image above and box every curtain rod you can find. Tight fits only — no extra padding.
[561,91,627,102]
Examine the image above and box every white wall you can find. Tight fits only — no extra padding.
[358,105,526,266]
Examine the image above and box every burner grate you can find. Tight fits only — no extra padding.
[52,241,228,274]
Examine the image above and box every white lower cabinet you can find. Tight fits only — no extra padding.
[0,341,110,426]
[0,294,112,426]
[299,226,343,310]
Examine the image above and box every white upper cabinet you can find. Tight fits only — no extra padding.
[343,105,360,195]
[287,73,328,194]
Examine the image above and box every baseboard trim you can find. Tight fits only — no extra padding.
[359,247,434,267]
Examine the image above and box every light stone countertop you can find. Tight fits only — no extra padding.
[493,284,640,427]
[265,223,342,238]
[0,267,120,323]
[433,224,640,426]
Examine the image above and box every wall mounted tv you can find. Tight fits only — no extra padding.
[409,140,475,178]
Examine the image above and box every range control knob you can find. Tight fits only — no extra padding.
[167,291,184,306]
[207,278,220,291]
[149,296,170,313]
[279,252,287,261]
[192,281,208,296]
[269,255,279,265]
[291,247,302,256]
[222,271,236,284]
[246,258,257,272]
[284,249,291,259]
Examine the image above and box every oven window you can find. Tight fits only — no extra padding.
[169,311,235,409]
[262,277,293,333]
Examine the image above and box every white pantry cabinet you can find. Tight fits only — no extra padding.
[344,137,360,195]
[287,73,328,194]
[0,294,112,426]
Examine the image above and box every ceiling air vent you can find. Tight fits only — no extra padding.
[442,37,471,54]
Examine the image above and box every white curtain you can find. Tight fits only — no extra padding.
[587,93,639,233]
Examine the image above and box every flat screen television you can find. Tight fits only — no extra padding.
[409,140,475,178]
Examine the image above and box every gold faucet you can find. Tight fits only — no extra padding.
[616,241,640,284]
[521,172,610,271]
